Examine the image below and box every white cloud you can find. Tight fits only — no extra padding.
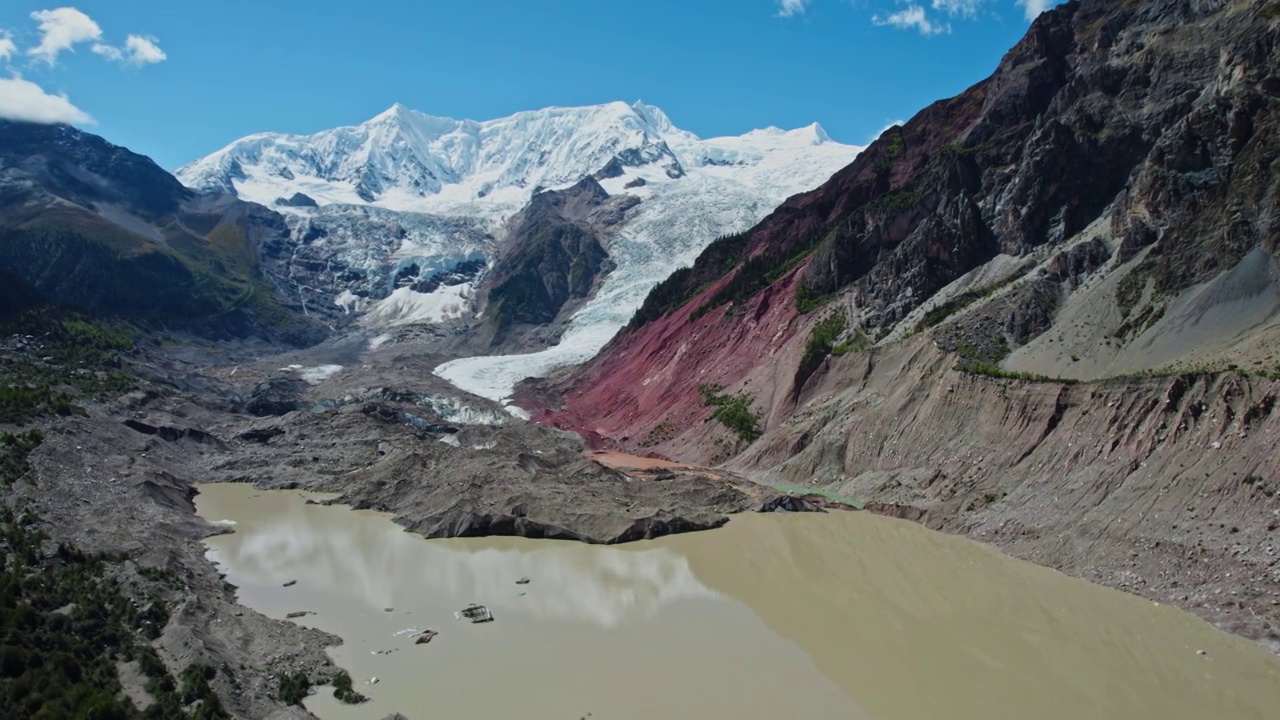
[1016,0,1051,20]
[932,0,983,17]
[91,42,121,61]
[777,0,808,17]
[873,5,950,36]
[124,35,166,65]
[93,35,167,66]
[28,7,103,64]
[0,32,16,61]
[0,75,93,124]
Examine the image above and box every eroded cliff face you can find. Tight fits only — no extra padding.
[531,0,1280,648]
[539,0,1280,447]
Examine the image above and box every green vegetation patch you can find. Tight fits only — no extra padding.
[628,266,697,327]
[0,309,138,424]
[949,334,1075,384]
[867,188,923,217]
[330,669,368,705]
[1115,265,1150,318]
[801,309,848,372]
[277,671,311,706]
[640,421,677,448]
[0,430,43,487]
[872,130,906,173]
[0,508,228,719]
[939,141,984,157]
[954,360,1078,384]
[691,236,823,322]
[627,232,751,329]
[698,384,763,443]
[1113,302,1165,340]
[794,281,836,314]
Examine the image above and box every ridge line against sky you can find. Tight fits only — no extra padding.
[0,1,1065,169]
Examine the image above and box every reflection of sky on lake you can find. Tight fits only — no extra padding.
[203,491,718,629]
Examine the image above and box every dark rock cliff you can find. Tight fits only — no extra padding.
[479,177,634,346]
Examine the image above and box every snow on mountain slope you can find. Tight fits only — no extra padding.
[179,101,686,221]
[178,100,854,226]
[180,101,861,400]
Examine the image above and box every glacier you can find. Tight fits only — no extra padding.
[178,100,862,403]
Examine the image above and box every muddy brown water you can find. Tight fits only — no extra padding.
[196,484,1280,720]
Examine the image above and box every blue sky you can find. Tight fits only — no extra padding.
[0,1,1064,169]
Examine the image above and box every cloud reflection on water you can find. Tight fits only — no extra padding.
[207,495,720,628]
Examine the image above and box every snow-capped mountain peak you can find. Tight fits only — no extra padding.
[629,100,679,134]
[176,101,852,220]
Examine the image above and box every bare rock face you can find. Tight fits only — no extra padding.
[274,191,318,208]
[244,375,308,417]
[796,0,1279,327]
[477,176,636,348]
[1043,237,1110,289]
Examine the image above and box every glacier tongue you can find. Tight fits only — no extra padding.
[435,145,861,405]
[179,100,862,401]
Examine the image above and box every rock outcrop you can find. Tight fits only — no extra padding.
[477,177,635,348]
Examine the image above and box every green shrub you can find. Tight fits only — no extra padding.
[0,507,226,719]
[872,130,905,173]
[802,310,847,368]
[1,429,43,486]
[691,238,823,322]
[0,310,138,424]
[640,422,677,448]
[954,360,1078,384]
[627,232,751,329]
[794,281,834,314]
[698,384,762,443]
[915,278,1018,333]
[277,672,311,706]
[331,670,368,704]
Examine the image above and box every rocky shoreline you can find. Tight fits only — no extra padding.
[4,335,840,717]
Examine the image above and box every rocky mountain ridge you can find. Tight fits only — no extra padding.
[531,0,1280,649]
[544,0,1280,438]
[0,120,319,342]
